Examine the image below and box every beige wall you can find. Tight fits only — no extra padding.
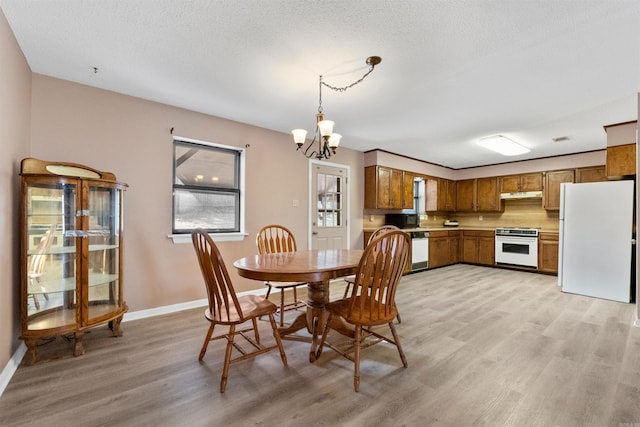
[0,9,31,371]
[29,75,365,313]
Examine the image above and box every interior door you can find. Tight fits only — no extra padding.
[310,161,349,250]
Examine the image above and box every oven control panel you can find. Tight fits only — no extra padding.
[495,228,539,237]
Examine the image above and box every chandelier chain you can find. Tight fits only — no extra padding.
[320,64,376,93]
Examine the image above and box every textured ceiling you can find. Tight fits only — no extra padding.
[1,0,639,168]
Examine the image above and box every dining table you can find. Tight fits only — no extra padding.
[233,248,364,362]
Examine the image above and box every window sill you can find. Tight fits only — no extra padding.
[168,232,248,244]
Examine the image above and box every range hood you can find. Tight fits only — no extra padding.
[500,191,543,200]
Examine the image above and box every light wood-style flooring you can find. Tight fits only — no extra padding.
[2,264,640,426]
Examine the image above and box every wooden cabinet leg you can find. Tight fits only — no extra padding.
[24,339,38,365]
[73,331,85,356]
[110,316,123,337]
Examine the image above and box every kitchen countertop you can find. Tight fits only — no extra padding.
[363,226,559,233]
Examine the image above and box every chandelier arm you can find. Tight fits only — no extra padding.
[301,134,319,159]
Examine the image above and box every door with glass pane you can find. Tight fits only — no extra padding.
[311,163,349,250]
[85,182,124,323]
[24,180,79,332]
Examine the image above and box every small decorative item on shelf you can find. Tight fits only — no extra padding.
[19,158,128,364]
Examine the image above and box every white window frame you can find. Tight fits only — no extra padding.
[168,135,246,244]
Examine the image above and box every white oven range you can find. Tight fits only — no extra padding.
[495,228,539,268]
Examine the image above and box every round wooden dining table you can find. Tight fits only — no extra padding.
[233,249,364,362]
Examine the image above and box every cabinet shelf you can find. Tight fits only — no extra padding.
[29,272,119,294]
[27,243,118,255]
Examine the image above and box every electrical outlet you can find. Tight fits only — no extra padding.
[479,215,483,221]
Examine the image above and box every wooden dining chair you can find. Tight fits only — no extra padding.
[317,229,410,392]
[191,229,288,393]
[342,225,403,323]
[256,224,307,326]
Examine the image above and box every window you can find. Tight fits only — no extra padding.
[172,137,245,239]
[316,172,342,227]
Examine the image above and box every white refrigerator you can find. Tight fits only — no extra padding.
[558,180,634,303]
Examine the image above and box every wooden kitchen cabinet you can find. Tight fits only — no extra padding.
[426,177,456,212]
[457,177,501,212]
[428,231,450,268]
[364,166,415,209]
[439,178,457,211]
[364,165,402,209]
[606,144,636,177]
[476,177,501,211]
[456,179,475,211]
[605,121,637,178]
[576,165,607,183]
[20,158,127,364]
[428,230,461,269]
[544,169,575,211]
[363,231,373,249]
[448,231,461,264]
[538,232,559,274]
[403,171,416,211]
[499,173,543,192]
[462,230,495,266]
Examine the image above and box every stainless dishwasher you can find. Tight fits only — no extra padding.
[410,231,429,271]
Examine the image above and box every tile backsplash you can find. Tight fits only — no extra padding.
[363,198,559,231]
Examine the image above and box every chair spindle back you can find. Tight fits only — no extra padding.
[192,229,244,322]
[257,225,297,254]
[349,230,410,324]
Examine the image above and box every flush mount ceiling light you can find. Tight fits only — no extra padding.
[477,135,530,156]
[292,56,381,160]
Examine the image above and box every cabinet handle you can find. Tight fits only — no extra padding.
[76,210,90,217]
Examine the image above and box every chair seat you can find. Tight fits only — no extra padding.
[205,294,278,324]
[325,297,398,327]
[264,280,307,290]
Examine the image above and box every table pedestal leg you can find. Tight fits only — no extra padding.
[273,279,356,363]
[305,281,330,362]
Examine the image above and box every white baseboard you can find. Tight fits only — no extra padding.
[122,298,208,323]
[0,287,269,398]
[0,342,26,398]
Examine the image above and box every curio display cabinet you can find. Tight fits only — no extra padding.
[19,158,127,364]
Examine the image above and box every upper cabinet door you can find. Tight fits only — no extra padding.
[499,173,542,192]
[403,172,415,210]
[364,165,405,209]
[576,166,607,183]
[476,177,501,211]
[544,169,575,210]
[606,144,636,178]
[456,179,475,211]
[499,175,520,193]
[519,173,543,191]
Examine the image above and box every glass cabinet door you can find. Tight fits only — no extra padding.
[86,184,123,322]
[25,182,78,331]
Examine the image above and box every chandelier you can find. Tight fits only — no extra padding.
[292,56,382,160]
